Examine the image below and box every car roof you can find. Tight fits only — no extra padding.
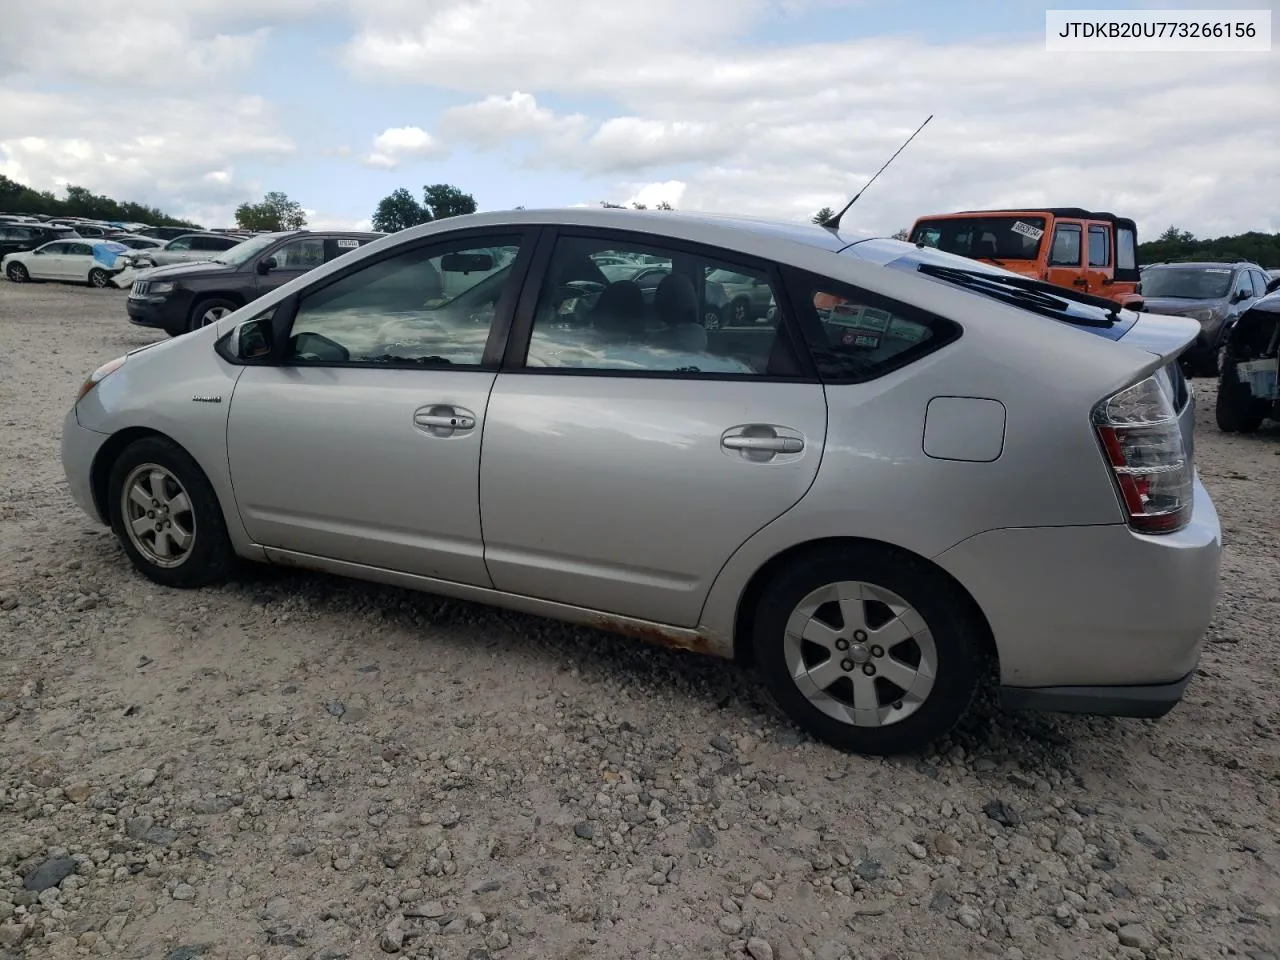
[914,207,1136,228]
[1145,261,1257,269]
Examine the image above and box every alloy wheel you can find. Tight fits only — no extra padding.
[120,464,197,568]
[199,305,232,327]
[783,580,937,728]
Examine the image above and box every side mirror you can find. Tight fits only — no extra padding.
[1267,278,1280,294]
[1231,289,1250,303]
[235,317,274,360]
[256,256,277,275]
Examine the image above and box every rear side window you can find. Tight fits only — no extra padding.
[1116,227,1137,272]
[781,267,961,382]
[1048,224,1082,266]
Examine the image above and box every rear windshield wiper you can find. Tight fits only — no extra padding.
[915,264,1119,328]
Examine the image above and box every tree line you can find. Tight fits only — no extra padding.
[0,175,201,228]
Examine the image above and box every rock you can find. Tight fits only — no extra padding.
[1117,924,1156,950]
[956,905,981,930]
[132,768,158,787]
[326,700,346,717]
[851,900,892,917]
[172,883,196,901]
[63,783,92,803]
[0,922,32,949]
[933,834,961,858]
[905,841,927,860]
[746,936,775,960]
[473,878,501,893]
[408,901,446,919]
[750,880,774,901]
[143,826,179,846]
[719,915,744,935]
[379,925,404,953]
[855,859,882,881]
[23,856,77,892]
[1131,824,1166,849]
[711,736,734,754]
[1054,827,1086,857]
[485,931,511,951]
[573,821,596,840]
[166,947,209,960]
[286,838,315,857]
[691,824,717,849]
[983,800,1020,827]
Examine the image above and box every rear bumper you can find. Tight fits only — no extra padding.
[1000,669,1195,720]
[935,475,1221,697]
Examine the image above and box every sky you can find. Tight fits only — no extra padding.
[0,0,1276,241]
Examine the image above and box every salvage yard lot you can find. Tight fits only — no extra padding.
[1,283,1278,960]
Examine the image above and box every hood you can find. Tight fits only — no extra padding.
[1141,296,1225,317]
[134,259,236,282]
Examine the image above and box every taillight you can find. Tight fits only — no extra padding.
[1092,375,1192,534]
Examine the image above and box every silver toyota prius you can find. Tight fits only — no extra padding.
[61,208,1222,755]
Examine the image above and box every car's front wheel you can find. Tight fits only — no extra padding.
[188,298,239,333]
[752,544,984,755]
[6,263,29,283]
[87,268,111,288]
[107,437,235,588]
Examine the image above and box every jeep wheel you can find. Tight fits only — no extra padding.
[189,298,238,332]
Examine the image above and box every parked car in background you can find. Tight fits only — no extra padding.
[909,208,1144,311]
[137,226,202,242]
[119,232,246,270]
[63,208,1220,755]
[0,222,82,257]
[3,238,132,287]
[124,229,384,335]
[1140,260,1271,376]
[112,235,167,252]
[1216,289,1280,434]
[707,267,776,327]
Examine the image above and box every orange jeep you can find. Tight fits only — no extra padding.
[908,208,1144,311]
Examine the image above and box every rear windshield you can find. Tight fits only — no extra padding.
[911,217,1047,262]
[1141,267,1232,300]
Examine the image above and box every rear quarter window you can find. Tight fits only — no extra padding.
[780,267,961,382]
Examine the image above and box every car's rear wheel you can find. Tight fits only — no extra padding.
[87,268,110,288]
[752,544,984,755]
[188,298,238,332]
[6,263,29,283]
[107,437,235,588]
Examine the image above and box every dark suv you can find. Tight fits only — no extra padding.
[126,230,385,336]
[0,223,82,257]
[1140,259,1271,376]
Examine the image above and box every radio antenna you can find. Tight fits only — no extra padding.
[825,114,933,232]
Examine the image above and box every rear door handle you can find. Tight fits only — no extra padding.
[413,404,477,436]
[721,435,803,453]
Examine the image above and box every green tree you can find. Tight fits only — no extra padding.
[0,175,201,227]
[372,187,429,233]
[632,202,648,210]
[1158,225,1196,244]
[812,206,836,226]
[601,201,625,209]
[656,201,674,211]
[235,191,307,231]
[891,227,910,241]
[421,183,476,221]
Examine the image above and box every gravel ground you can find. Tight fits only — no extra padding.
[1,281,1278,960]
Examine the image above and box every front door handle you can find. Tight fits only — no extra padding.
[721,424,806,462]
[722,435,803,453]
[413,404,477,437]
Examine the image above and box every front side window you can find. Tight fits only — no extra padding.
[783,268,959,382]
[167,238,192,251]
[69,243,93,257]
[522,234,802,376]
[1251,270,1271,297]
[1232,271,1254,299]
[1087,226,1110,267]
[39,242,68,255]
[271,238,326,270]
[1048,224,1082,266]
[284,237,522,366]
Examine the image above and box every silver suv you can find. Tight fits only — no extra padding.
[121,232,246,269]
[1141,260,1272,376]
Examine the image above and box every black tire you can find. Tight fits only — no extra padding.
[1215,356,1264,434]
[188,297,239,333]
[107,436,235,588]
[6,262,29,283]
[87,268,111,288]
[752,544,984,755]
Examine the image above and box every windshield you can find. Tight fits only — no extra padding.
[212,234,277,266]
[1141,267,1232,300]
[911,216,1047,262]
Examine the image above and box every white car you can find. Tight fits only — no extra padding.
[3,239,131,288]
[120,233,247,270]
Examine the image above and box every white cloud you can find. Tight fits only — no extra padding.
[624,181,688,209]
[440,92,588,149]
[341,2,1279,237]
[361,126,445,169]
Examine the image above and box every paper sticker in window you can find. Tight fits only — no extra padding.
[335,239,360,249]
[1010,220,1045,241]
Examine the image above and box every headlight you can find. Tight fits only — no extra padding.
[77,356,126,402]
[149,282,175,294]
[1187,309,1218,323]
